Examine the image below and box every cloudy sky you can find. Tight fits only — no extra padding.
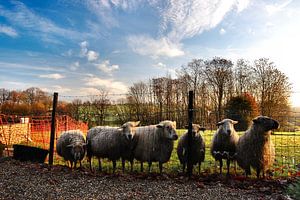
[0,0,300,105]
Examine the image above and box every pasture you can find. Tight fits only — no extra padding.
[55,129,300,177]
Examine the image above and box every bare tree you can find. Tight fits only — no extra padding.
[253,58,291,117]
[203,57,234,121]
[92,88,110,126]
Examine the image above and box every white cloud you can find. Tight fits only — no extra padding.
[265,0,293,15]
[154,62,167,69]
[125,0,250,58]
[39,73,65,79]
[79,41,100,62]
[70,61,80,71]
[0,62,65,72]
[161,0,250,41]
[0,24,18,37]
[42,85,71,93]
[87,50,99,61]
[127,35,184,58]
[0,1,84,41]
[84,76,128,93]
[95,60,119,75]
[219,28,226,35]
[80,41,88,56]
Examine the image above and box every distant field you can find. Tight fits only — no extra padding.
[53,129,300,177]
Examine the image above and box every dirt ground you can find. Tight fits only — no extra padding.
[0,157,294,200]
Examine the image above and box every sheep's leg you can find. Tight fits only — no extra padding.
[112,160,117,173]
[219,159,223,174]
[122,158,125,173]
[98,157,102,172]
[89,157,93,171]
[226,159,230,176]
[140,162,144,172]
[256,167,261,179]
[79,161,82,168]
[130,160,133,172]
[234,161,237,174]
[148,162,152,173]
[198,162,201,174]
[182,163,186,173]
[70,161,73,170]
[245,166,251,177]
[159,162,163,174]
[74,161,77,169]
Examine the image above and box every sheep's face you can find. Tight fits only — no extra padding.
[252,116,280,132]
[185,124,206,137]
[68,143,86,161]
[216,119,238,136]
[120,121,140,140]
[157,120,178,140]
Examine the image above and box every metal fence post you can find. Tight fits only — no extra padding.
[49,92,58,166]
[187,90,194,176]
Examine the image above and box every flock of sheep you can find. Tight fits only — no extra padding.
[56,116,279,178]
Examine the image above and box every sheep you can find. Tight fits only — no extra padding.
[133,120,178,173]
[56,130,86,169]
[177,124,206,174]
[236,116,279,178]
[86,121,140,173]
[210,119,239,175]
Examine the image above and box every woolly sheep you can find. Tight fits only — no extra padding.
[236,116,279,178]
[56,130,86,169]
[86,121,140,173]
[210,119,239,175]
[133,120,178,173]
[177,124,206,174]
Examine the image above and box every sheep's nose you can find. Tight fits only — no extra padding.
[227,130,231,135]
[173,134,178,140]
[128,134,132,140]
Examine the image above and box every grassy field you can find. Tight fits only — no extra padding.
[53,129,300,177]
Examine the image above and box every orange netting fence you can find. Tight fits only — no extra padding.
[0,114,88,152]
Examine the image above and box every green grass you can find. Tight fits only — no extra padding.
[51,129,300,177]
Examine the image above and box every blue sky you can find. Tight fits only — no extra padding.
[1,0,300,105]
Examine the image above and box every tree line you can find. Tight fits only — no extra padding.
[0,57,292,129]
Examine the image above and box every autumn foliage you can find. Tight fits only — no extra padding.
[225,93,259,131]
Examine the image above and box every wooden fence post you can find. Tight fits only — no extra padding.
[187,90,194,176]
[49,92,58,166]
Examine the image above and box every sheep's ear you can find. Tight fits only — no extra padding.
[200,127,206,131]
[232,120,238,124]
[173,121,176,128]
[195,124,201,132]
[216,121,223,126]
[252,118,259,124]
[135,121,140,126]
[157,124,164,128]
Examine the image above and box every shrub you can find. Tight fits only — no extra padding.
[225,93,259,131]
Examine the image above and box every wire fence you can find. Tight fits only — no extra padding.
[1,92,300,178]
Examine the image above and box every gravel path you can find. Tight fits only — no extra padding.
[0,158,291,200]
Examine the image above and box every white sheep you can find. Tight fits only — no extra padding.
[236,116,279,178]
[133,120,178,173]
[56,130,86,169]
[177,124,206,174]
[210,119,239,175]
[86,121,140,173]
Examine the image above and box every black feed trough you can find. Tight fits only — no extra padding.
[13,144,49,163]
